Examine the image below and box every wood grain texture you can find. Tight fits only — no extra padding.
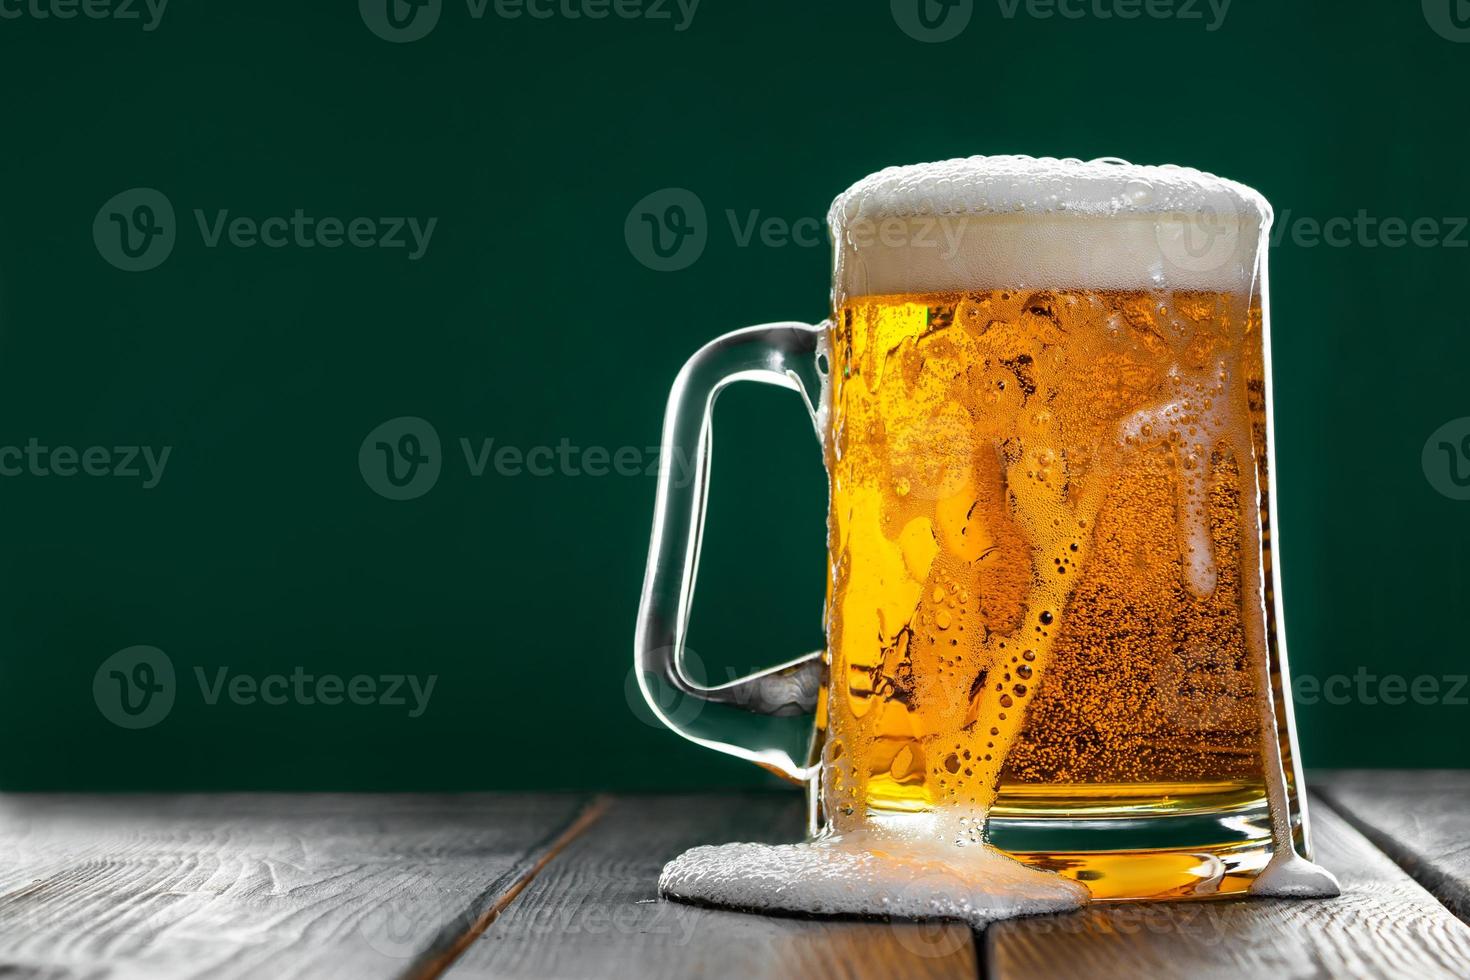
[986,794,1470,979]
[442,794,978,980]
[1315,769,1470,922]
[1,780,1466,980]
[0,794,589,980]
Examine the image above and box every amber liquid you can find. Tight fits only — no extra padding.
[819,289,1279,897]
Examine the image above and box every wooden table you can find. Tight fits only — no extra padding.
[0,771,1465,978]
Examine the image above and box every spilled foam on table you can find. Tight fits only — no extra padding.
[659,816,1088,927]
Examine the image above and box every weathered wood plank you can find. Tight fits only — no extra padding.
[443,793,977,980]
[0,794,590,980]
[985,794,1470,979]
[1315,769,1470,922]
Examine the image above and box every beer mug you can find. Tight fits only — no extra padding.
[635,156,1320,901]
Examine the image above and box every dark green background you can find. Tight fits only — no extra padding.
[0,1,1464,790]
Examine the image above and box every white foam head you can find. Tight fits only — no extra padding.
[828,155,1272,302]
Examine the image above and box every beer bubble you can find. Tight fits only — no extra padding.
[999,694,1014,708]
[1039,611,1054,625]
[1022,650,1035,661]
[1017,664,1033,680]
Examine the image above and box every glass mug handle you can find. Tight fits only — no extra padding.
[635,321,829,781]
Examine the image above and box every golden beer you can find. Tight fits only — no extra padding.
[818,286,1278,895]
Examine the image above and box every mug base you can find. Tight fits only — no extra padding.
[986,794,1278,901]
[842,780,1294,902]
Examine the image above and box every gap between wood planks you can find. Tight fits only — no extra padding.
[1314,783,1470,925]
[1308,788,1470,925]
[409,795,615,980]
